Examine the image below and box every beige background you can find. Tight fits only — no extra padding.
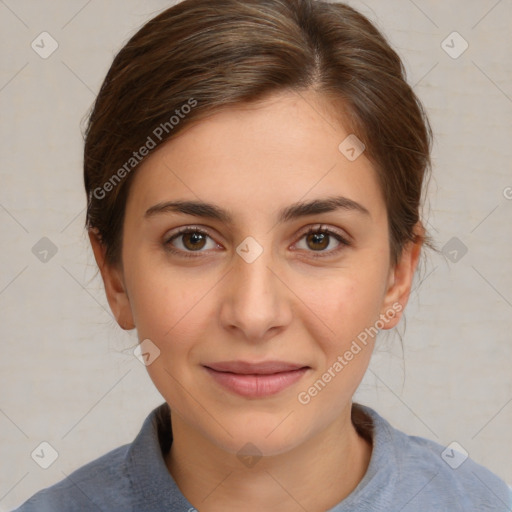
[1,0,511,509]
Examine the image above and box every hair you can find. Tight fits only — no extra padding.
[83,0,434,269]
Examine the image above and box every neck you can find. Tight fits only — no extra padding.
[165,403,373,512]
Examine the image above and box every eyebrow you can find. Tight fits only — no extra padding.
[144,195,371,224]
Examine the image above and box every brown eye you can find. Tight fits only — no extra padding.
[181,231,207,251]
[164,227,218,257]
[305,231,330,251]
[295,225,351,257]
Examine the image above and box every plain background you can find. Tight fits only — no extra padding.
[1,0,511,509]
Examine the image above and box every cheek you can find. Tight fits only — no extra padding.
[125,254,218,353]
[303,267,388,348]
[293,274,386,409]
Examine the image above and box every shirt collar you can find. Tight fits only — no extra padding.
[125,402,393,511]
[125,402,195,510]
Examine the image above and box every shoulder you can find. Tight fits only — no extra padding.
[13,403,192,512]
[354,404,512,511]
[12,443,133,512]
[396,432,510,509]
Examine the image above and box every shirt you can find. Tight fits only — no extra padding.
[13,402,512,511]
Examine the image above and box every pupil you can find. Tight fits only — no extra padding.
[186,232,205,250]
[309,232,327,250]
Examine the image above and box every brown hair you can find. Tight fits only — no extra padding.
[84,0,433,268]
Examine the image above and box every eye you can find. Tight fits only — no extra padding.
[294,224,351,257]
[164,226,219,257]
[163,224,351,259]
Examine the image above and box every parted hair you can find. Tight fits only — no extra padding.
[83,0,433,267]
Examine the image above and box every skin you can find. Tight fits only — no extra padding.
[90,89,422,512]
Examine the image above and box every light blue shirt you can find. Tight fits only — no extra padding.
[13,402,512,511]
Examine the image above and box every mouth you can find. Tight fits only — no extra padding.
[203,360,310,398]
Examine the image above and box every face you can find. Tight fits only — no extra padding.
[91,89,420,457]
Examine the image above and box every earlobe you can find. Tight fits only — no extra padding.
[380,225,424,329]
[88,229,135,330]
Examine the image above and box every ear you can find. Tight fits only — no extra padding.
[88,229,135,330]
[379,223,424,330]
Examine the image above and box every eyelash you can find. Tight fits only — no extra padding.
[163,224,351,259]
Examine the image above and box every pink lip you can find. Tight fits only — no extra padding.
[204,360,309,398]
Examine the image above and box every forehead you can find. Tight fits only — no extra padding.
[125,90,385,222]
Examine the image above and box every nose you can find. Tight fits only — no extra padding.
[218,239,293,343]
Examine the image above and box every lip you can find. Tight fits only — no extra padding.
[203,360,310,398]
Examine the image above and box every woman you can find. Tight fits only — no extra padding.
[14,0,511,510]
